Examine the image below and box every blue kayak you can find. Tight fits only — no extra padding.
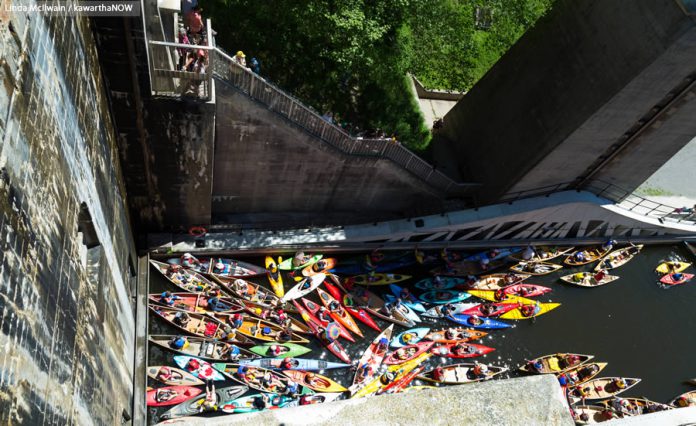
[390,327,430,348]
[389,284,427,312]
[419,290,472,305]
[448,314,512,330]
[464,247,522,262]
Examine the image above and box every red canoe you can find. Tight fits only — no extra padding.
[660,273,694,286]
[324,279,380,331]
[429,342,495,359]
[146,386,203,407]
[292,301,352,364]
[462,302,519,318]
[502,284,552,298]
[301,298,354,342]
[383,341,434,365]
[378,365,426,395]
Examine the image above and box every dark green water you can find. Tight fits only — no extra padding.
[147,243,696,422]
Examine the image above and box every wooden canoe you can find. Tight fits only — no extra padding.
[560,271,620,287]
[520,353,594,374]
[499,302,560,320]
[146,386,203,407]
[213,276,284,310]
[383,341,434,365]
[510,246,575,263]
[594,245,643,271]
[556,362,607,386]
[212,313,309,344]
[669,390,696,407]
[265,256,284,298]
[422,327,487,344]
[281,274,326,302]
[350,325,394,393]
[149,305,254,345]
[214,363,292,393]
[158,386,248,420]
[598,397,673,415]
[205,257,266,278]
[283,370,347,393]
[429,342,495,359]
[418,363,507,384]
[172,355,227,381]
[510,262,563,276]
[568,377,641,400]
[655,261,691,274]
[301,298,354,342]
[571,405,618,424]
[148,292,240,314]
[564,246,612,266]
[147,366,204,386]
[235,300,312,335]
[149,334,259,361]
[475,273,531,289]
[150,260,219,293]
[316,287,363,336]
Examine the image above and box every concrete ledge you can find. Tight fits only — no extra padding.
[158,375,573,425]
[605,406,696,425]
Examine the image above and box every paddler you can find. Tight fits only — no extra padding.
[472,362,488,378]
[292,251,308,267]
[467,315,483,326]
[212,261,226,274]
[168,335,189,350]
[432,366,445,382]
[229,313,244,329]
[493,289,506,302]
[159,291,181,306]
[181,252,200,268]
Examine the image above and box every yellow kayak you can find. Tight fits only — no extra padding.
[500,303,560,320]
[655,261,691,274]
[350,273,411,286]
[352,353,431,398]
[466,289,535,305]
[282,370,347,393]
[265,256,284,298]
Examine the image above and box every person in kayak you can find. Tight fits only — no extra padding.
[432,366,445,382]
[493,289,507,302]
[285,380,300,397]
[168,335,189,350]
[317,307,333,323]
[467,315,483,326]
[281,357,297,370]
[453,343,475,356]
[520,304,537,318]
[472,362,488,378]
[480,303,496,316]
[252,394,269,411]
[199,382,218,412]
[159,291,181,306]
[292,251,308,267]
[173,311,191,328]
[156,366,174,382]
[380,371,396,385]
[574,251,586,262]
[269,344,287,357]
[671,272,684,282]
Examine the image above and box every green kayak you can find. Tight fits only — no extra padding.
[278,255,323,271]
[249,343,312,358]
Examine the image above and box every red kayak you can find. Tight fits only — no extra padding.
[660,273,694,286]
[146,386,202,407]
[301,298,354,342]
[462,302,519,318]
[502,283,551,298]
[383,341,434,365]
[324,279,380,331]
[292,301,352,364]
[378,365,426,395]
[429,342,495,359]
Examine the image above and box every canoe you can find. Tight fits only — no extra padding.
[316,287,363,336]
[301,258,337,276]
[323,277,380,331]
[377,365,426,395]
[430,259,507,277]
[655,261,691,274]
[383,298,422,323]
[278,254,323,270]
[265,256,284,298]
[429,342,495,359]
[391,327,430,349]
[669,390,696,407]
[418,363,507,384]
[519,353,594,374]
[281,274,326,302]
[568,377,641,400]
[349,273,411,286]
[422,303,479,319]
[148,335,259,361]
[422,327,487,344]
[150,260,219,293]
[500,283,552,298]
[213,276,283,310]
[564,246,612,266]
[205,257,267,278]
[475,273,531,289]
[419,289,472,304]
[383,341,434,365]
[466,289,536,305]
[292,300,351,363]
[172,356,226,381]
[352,353,431,398]
[510,262,563,276]
[146,386,203,407]
[301,298,354,342]
[147,366,204,386]
[234,300,312,335]
[350,325,394,393]
[345,285,414,327]
[149,305,254,345]
[560,272,619,288]
[413,277,466,290]
[158,385,248,420]
[213,363,292,393]
[510,246,575,263]
[389,284,427,312]
[283,370,347,393]
[557,362,607,386]
[249,342,312,358]
[220,393,293,414]
[461,302,520,318]
[212,312,309,344]
[449,314,512,330]
[240,357,350,371]
[571,405,618,424]
[464,247,522,262]
[598,397,673,415]
[594,245,643,271]
[660,273,694,286]
[499,302,560,320]
[148,293,240,314]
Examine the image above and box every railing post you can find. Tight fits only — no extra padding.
[206,19,213,100]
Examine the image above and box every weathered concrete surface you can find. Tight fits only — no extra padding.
[0,8,136,425]
[605,406,696,425]
[158,375,573,425]
[437,0,696,203]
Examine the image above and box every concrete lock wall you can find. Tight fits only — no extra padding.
[0,9,137,425]
[437,0,696,204]
[212,82,446,227]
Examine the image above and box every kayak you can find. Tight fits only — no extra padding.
[213,363,292,393]
[500,283,551,298]
[510,262,563,276]
[377,365,426,395]
[278,254,323,270]
[301,298,354,342]
[349,273,411,286]
[413,277,466,290]
[352,353,431,399]
[150,259,219,293]
[568,377,641,400]
[557,362,608,386]
[283,370,347,393]
[475,273,531,289]
[147,366,204,386]
[149,305,253,345]
[249,342,312,358]
[571,405,619,424]
[301,258,337,276]
[418,289,472,304]
[390,327,430,349]
[429,342,495,359]
[149,335,259,361]
[499,302,560,320]
[418,363,507,384]
[235,300,312,335]
[389,284,427,312]
[281,273,326,302]
[598,397,673,416]
[347,285,415,327]
[422,327,487,344]
[350,325,394,393]
[383,298,422,323]
[383,293,427,315]
[212,312,309,344]
[265,256,284,298]
[240,357,350,371]
[213,277,283,310]
[594,245,644,271]
[655,261,691,274]
[148,292,240,314]
[323,277,380,331]
[462,302,520,318]
[509,246,575,263]
[293,300,352,364]
[519,353,594,374]
[659,273,694,286]
[564,246,612,266]
[383,341,434,365]
[205,257,267,279]
[448,314,512,330]
[422,303,479,319]
[172,356,226,381]
[466,289,536,305]
[316,287,364,336]
[146,386,203,407]
[158,385,248,420]
[669,390,696,407]
[220,393,293,414]
[560,272,619,287]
